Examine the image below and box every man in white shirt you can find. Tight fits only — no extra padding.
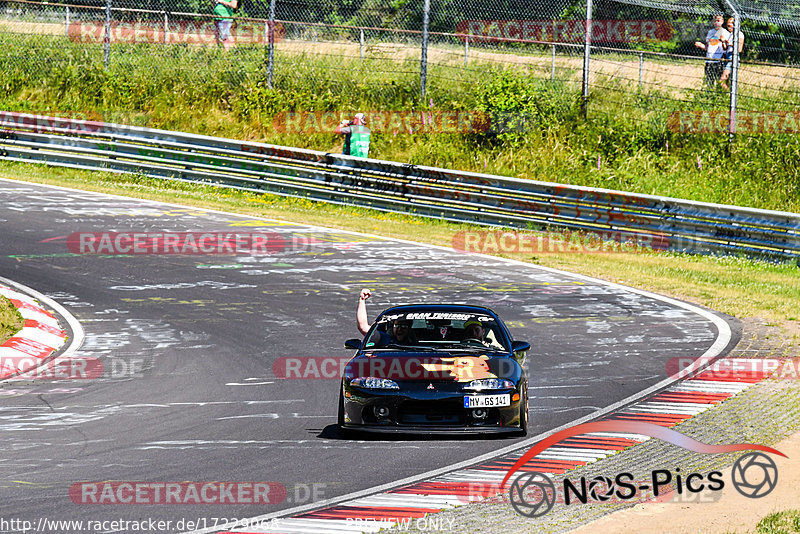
[695,15,731,89]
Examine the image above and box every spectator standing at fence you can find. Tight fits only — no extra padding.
[720,17,744,91]
[335,113,370,158]
[695,15,730,89]
[213,0,237,50]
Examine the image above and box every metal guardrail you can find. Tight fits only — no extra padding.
[1,111,799,260]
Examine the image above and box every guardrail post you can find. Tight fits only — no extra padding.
[267,0,276,88]
[581,0,593,118]
[728,14,741,143]
[718,0,741,144]
[103,0,111,69]
[360,28,365,60]
[420,0,430,100]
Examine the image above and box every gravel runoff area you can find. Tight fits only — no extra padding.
[384,318,800,534]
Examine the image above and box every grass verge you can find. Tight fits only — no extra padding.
[2,159,798,335]
[758,510,800,534]
[0,295,24,346]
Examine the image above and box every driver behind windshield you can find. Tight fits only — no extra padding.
[463,320,490,345]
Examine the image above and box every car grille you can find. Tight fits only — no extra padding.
[398,400,466,425]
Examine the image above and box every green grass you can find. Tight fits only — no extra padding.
[1,34,800,212]
[0,295,24,346]
[757,510,800,534]
[2,160,798,333]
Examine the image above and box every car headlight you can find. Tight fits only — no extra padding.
[350,377,400,390]
[463,378,514,391]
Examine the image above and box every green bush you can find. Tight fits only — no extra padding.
[474,71,579,146]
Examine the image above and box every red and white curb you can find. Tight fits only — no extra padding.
[220,358,777,534]
[0,283,68,379]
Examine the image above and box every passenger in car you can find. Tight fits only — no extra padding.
[356,288,416,346]
[356,288,375,336]
[373,319,416,346]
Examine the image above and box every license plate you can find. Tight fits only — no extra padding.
[464,394,510,408]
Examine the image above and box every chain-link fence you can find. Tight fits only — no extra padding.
[2,0,799,134]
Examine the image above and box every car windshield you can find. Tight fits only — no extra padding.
[364,312,509,351]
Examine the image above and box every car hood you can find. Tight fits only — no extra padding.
[345,350,520,383]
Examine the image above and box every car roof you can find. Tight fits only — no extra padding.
[375,304,501,319]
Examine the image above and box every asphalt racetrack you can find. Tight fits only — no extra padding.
[0,178,738,531]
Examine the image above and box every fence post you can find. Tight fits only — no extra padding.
[551,43,556,81]
[728,14,741,142]
[103,0,111,69]
[581,0,592,118]
[720,0,740,143]
[267,0,276,88]
[420,0,430,100]
[638,52,643,88]
[65,6,70,37]
[163,12,168,44]
[464,33,469,65]
[360,28,365,60]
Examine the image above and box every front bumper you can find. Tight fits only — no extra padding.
[339,423,523,435]
[342,388,524,433]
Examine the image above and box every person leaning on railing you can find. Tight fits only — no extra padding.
[335,113,371,158]
[213,0,238,50]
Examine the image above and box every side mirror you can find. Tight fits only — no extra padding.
[344,338,362,350]
[512,340,530,352]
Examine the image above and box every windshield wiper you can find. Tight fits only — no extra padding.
[446,346,508,353]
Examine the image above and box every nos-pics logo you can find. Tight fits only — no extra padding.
[502,421,784,518]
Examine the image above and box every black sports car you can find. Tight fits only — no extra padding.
[339,304,530,435]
